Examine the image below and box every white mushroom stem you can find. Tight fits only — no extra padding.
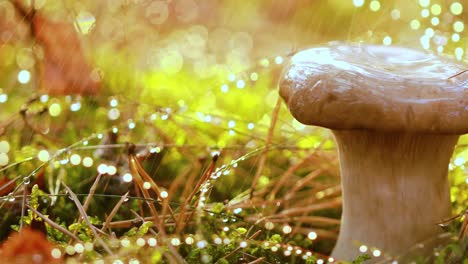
[331,130,457,261]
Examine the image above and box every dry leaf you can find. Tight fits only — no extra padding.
[0,228,62,263]
[32,13,100,95]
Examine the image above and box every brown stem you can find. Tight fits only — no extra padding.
[331,130,457,261]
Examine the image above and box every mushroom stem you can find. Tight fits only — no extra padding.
[331,130,457,261]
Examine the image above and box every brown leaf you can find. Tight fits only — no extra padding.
[0,228,63,263]
[32,13,100,95]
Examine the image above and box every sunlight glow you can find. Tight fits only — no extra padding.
[121,238,130,248]
[308,231,318,240]
[419,0,430,8]
[274,56,284,64]
[136,238,145,247]
[107,165,117,175]
[82,157,93,167]
[0,141,10,153]
[170,238,181,246]
[455,47,464,60]
[74,243,84,253]
[122,173,133,183]
[454,157,465,166]
[250,72,258,81]
[425,28,434,37]
[0,153,9,166]
[391,9,400,20]
[97,164,108,174]
[70,154,81,165]
[49,103,62,117]
[17,70,30,84]
[185,236,194,245]
[148,238,157,247]
[421,9,430,18]
[450,2,463,15]
[359,245,368,252]
[236,79,246,89]
[453,21,464,33]
[352,0,365,8]
[382,36,392,45]
[410,20,421,30]
[108,108,120,120]
[0,94,7,103]
[369,0,381,12]
[430,4,442,16]
[51,248,62,259]
[38,150,50,162]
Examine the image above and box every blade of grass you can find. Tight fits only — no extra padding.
[63,183,113,255]
[177,154,219,233]
[279,197,342,216]
[127,149,164,232]
[20,185,27,230]
[250,96,282,198]
[132,152,176,218]
[26,204,80,241]
[69,173,102,245]
[101,192,129,232]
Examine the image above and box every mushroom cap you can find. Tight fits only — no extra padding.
[279,42,468,134]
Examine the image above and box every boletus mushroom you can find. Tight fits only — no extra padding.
[279,42,467,261]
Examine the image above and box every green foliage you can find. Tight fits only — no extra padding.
[351,254,371,264]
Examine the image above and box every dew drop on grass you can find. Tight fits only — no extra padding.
[23,176,31,185]
[7,192,15,202]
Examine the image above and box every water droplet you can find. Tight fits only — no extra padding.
[23,176,31,185]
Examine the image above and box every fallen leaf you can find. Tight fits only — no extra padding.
[0,228,63,263]
[32,13,100,95]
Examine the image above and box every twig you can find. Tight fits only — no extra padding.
[250,96,282,197]
[259,215,340,226]
[186,154,219,207]
[19,185,27,230]
[26,204,80,241]
[82,174,102,211]
[101,192,129,232]
[246,257,266,264]
[283,169,324,200]
[127,148,164,232]
[132,151,176,218]
[268,153,315,200]
[448,69,468,79]
[68,174,102,246]
[279,197,342,216]
[459,210,468,240]
[63,184,113,255]
[223,230,262,259]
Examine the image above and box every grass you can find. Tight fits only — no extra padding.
[0,83,466,263]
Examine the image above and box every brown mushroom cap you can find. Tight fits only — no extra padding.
[279,42,468,134]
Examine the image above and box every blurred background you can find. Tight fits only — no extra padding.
[0,0,466,262]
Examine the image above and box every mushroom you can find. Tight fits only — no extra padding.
[279,42,467,261]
